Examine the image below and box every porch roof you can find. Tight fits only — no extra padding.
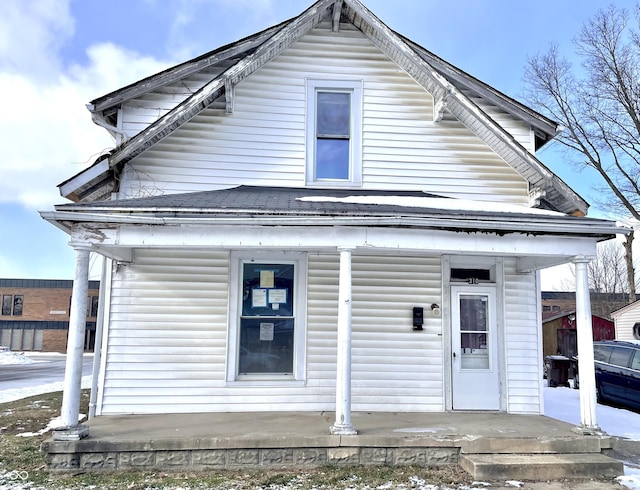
[47,185,623,239]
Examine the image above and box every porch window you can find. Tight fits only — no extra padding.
[238,263,294,375]
[228,252,307,383]
[306,79,362,186]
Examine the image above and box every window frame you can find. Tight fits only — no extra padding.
[306,79,362,186]
[226,251,307,385]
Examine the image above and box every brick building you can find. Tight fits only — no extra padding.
[0,279,100,352]
[541,291,632,322]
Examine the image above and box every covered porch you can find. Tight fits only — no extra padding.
[42,410,623,479]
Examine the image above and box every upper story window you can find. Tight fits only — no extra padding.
[2,294,23,316]
[306,79,362,186]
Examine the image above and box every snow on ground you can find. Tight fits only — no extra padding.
[0,351,35,365]
[544,385,640,441]
[0,374,92,405]
[544,385,640,488]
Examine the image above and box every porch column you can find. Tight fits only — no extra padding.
[56,242,91,440]
[573,257,600,433]
[330,247,357,435]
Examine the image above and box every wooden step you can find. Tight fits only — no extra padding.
[459,452,623,480]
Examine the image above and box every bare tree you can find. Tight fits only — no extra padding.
[589,240,633,291]
[524,4,640,300]
[562,240,635,317]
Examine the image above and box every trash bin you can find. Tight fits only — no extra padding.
[570,356,579,389]
[545,355,570,387]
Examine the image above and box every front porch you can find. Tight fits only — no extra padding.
[42,411,623,480]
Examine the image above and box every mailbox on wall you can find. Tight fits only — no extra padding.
[413,307,424,330]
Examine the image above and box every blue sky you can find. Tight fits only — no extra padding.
[0,0,627,283]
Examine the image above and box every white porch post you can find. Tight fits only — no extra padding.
[574,257,600,433]
[56,242,91,440]
[330,247,357,435]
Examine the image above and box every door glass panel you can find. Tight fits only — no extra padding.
[239,263,295,375]
[459,294,489,370]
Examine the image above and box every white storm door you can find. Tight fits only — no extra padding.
[451,285,500,410]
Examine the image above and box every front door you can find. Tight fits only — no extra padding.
[451,285,500,410]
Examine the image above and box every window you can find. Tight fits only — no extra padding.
[306,79,362,186]
[86,296,99,317]
[2,295,23,316]
[633,322,640,340]
[1,295,11,315]
[12,296,23,316]
[228,252,307,382]
[610,347,633,368]
[594,344,613,363]
[632,350,640,371]
[451,268,492,283]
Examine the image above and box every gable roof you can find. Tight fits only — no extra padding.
[60,0,586,216]
[611,299,640,318]
[542,310,613,324]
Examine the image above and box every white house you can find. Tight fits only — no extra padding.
[611,300,640,341]
[42,0,624,439]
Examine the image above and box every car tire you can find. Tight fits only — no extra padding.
[596,382,605,404]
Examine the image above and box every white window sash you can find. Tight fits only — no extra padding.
[306,79,362,186]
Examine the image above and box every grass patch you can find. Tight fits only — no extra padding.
[0,391,474,489]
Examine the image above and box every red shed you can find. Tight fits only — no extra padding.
[542,311,615,359]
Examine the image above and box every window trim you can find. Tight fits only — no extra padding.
[306,79,362,186]
[227,251,307,384]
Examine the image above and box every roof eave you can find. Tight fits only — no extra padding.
[42,208,625,241]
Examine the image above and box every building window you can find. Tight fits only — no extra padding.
[13,296,23,316]
[228,252,307,382]
[86,296,99,317]
[306,79,362,186]
[2,295,12,315]
[2,295,23,316]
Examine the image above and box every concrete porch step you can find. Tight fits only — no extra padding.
[459,453,623,480]
[460,436,606,455]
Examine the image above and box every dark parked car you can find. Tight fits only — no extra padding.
[593,340,640,411]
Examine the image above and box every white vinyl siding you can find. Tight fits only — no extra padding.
[121,21,528,204]
[97,249,230,414]
[465,90,535,152]
[612,306,640,341]
[350,255,444,411]
[120,64,231,139]
[98,250,445,414]
[503,258,541,414]
[306,253,445,412]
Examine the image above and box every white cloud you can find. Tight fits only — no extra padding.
[0,3,174,210]
[0,0,74,78]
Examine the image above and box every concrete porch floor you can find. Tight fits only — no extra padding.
[79,411,596,442]
[42,411,623,478]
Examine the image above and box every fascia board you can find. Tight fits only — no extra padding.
[42,210,624,238]
[89,24,287,114]
[58,158,110,199]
